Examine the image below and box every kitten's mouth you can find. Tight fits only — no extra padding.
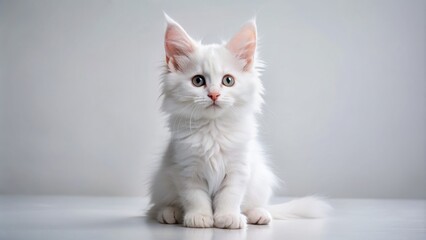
[207,103,221,109]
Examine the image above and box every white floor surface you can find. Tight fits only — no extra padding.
[0,196,424,240]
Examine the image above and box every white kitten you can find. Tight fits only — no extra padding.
[148,15,331,229]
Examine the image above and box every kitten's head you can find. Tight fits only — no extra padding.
[161,15,264,120]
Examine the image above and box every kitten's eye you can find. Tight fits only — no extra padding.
[191,75,205,87]
[222,75,235,87]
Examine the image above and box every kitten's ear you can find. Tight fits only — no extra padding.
[226,21,257,71]
[164,14,196,71]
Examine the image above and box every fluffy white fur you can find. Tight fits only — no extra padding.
[148,15,331,229]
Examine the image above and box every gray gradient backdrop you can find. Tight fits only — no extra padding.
[1,0,425,198]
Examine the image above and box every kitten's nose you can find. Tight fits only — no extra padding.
[208,92,220,102]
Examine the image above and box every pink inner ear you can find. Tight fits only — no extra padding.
[226,23,257,71]
[165,23,195,71]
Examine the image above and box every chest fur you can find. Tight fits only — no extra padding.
[177,121,244,193]
[192,123,229,194]
[172,118,253,195]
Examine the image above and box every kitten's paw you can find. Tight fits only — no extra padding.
[183,212,214,228]
[245,208,271,225]
[214,213,247,229]
[157,206,182,224]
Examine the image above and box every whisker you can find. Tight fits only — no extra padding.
[262,105,278,119]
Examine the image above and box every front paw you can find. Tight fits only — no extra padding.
[214,213,247,229]
[183,212,214,228]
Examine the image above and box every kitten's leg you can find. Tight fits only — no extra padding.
[241,150,274,225]
[242,182,272,225]
[148,165,182,224]
[213,171,249,229]
[180,180,214,228]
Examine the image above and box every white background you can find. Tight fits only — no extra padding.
[1,0,425,198]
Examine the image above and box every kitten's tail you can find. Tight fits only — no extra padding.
[266,196,332,220]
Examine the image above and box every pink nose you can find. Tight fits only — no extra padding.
[208,92,220,101]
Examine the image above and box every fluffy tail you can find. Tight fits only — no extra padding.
[266,196,332,219]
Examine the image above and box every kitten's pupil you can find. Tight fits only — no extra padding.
[222,75,235,87]
[192,75,205,87]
